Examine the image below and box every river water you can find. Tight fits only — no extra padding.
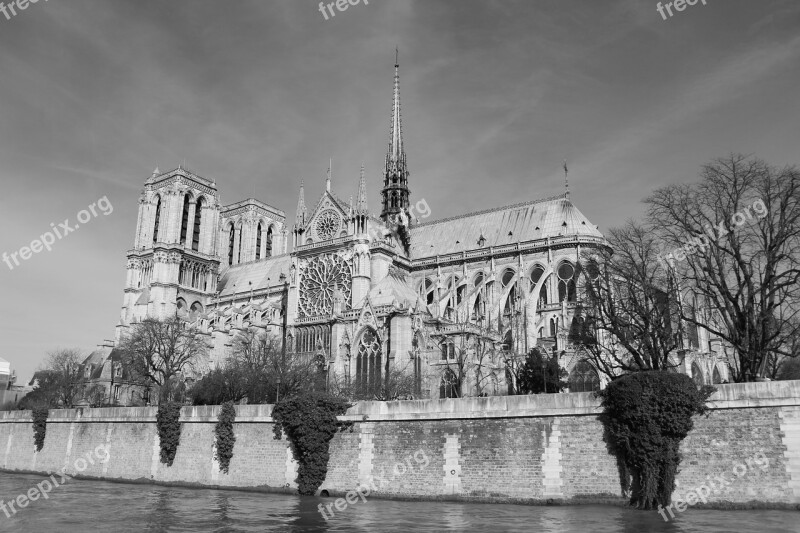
[0,473,797,532]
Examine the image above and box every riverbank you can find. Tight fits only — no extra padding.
[1,381,799,509]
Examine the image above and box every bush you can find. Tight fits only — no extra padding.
[156,402,182,466]
[271,393,351,495]
[598,371,715,509]
[215,401,236,474]
[32,407,48,452]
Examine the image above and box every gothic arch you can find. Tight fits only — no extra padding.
[152,194,163,243]
[355,327,382,394]
[440,368,459,399]
[691,361,704,386]
[557,260,577,303]
[529,263,549,307]
[568,360,600,392]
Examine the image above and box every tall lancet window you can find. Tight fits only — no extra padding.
[356,329,382,395]
[237,225,243,264]
[266,227,273,258]
[227,225,235,266]
[152,196,162,244]
[256,223,263,260]
[180,194,191,245]
[191,197,203,251]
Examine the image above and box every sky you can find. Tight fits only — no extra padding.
[0,0,799,382]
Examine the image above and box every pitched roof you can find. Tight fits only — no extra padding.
[367,268,426,308]
[216,254,292,297]
[408,194,603,259]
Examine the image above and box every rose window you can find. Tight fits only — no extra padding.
[315,210,341,241]
[298,254,352,318]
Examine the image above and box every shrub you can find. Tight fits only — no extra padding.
[32,407,49,452]
[156,402,182,466]
[598,371,715,510]
[271,393,351,495]
[215,401,236,474]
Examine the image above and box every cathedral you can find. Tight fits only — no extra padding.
[108,59,729,402]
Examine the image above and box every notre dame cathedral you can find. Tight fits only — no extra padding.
[108,59,729,402]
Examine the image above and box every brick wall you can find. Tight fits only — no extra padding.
[1,382,799,507]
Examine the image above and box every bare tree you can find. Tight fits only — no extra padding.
[579,220,682,379]
[229,329,317,403]
[437,320,501,398]
[117,316,210,403]
[646,154,800,382]
[328,362,421,401]
[45,348,85,408]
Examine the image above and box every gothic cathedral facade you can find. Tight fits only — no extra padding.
[114,60,728,399]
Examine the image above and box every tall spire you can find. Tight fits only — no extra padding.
[357,163,368,213]
[295,181,307,227]
[389,49,404,163]
[381,51,411,224]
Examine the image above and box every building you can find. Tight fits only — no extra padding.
[0,357,31,409]
[108,59,728,401]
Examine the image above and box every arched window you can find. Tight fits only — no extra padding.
[266,226,273,258]
[442,276,463,320]
[227,225,235,266]
[501,269,518,318]
[472,291,484,322]
[502,330,513,351]
[691,362,704,386]
[440,368,459,399]
[569,360,600,392]
[192,197,203,251]
[237,225,243,264]
[440,341,455,361]
[256,223,263,260]
[506,368,514,395]
[356,329,382,395]
[180,194,191,245]
[419,278,435,305]
[712,366,723,384]
[190,302,203,321]
[550,317,558,337]
[152,196,162,244]
[557,262,577,303]
[530,265,548,307]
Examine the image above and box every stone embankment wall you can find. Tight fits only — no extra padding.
[1,381,799,507]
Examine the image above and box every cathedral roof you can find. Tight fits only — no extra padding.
[367,267,426,309]
[408,194,603,259]
[216,254,292,297]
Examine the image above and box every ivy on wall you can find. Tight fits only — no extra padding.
[598,371,715,510]
[156,402,182,467]
[32,407,48,452]
[215,401,236,474]
[272,393,352,495]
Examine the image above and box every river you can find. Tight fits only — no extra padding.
[0,473,797,532]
